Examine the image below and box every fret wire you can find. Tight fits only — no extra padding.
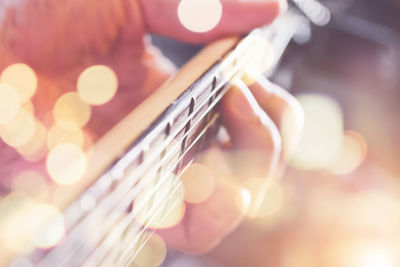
[115,117,219,265]
[37,53,215,259]
[83,116,218,266]
[105,116,217,266]
[83,168,183,266]
[41,62,232,264]
[86,113,216,266]
[69,38,248,229]
[122,194,182,267]
[42,71,222,264]
[37,23,259,267]
[95,13,297,266]
[39,111,219,266]
[85,177,182,267]
[113,174,185,267]
[117,156,196,266]
[5,12,302,267]
[97,180,182,266]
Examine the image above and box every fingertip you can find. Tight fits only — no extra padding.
[221,81,282,158]
[221,85,259,123]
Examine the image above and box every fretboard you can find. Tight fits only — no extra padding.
[9,9,308,267]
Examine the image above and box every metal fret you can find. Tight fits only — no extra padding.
[10,9,306,267]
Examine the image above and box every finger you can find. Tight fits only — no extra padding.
[139,0,285,43]
[158,82,284,253]
[220,78,282,179]
[157,151,251,254]
[242,69,304,159]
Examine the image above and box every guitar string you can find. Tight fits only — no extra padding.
[37,30,260,266]
[84,115,219,267]
[85,13,300,266]
[114,164,191,267]
[116,116,221,266]
[86,171,184,267]
[41,46,259,267]
[83,154,191,266]
[39,80,227,266]
[82,106,222,266]
[102,166,189,267]
[118,62,289,267]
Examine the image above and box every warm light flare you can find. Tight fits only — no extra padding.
[178,0,223,33]
[32,204,65,249]
[133,173,185,229]
[46,143,87,185]
[47,122,84,150]
[77,65,118,106]
[1,63,37,102]
[0,83,20,125]
[328,130,368,175]
[0,108,36,148]
[0,193,35,254]
[0,194,65,254]
[327,241,397,267]
[180,163,215,204]
[16,119,47,160]
[130,232,167,267]
[291,94,343,170]
[241,178,285,219]
[53,92,91,127]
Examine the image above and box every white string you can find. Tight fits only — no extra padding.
[38,26,262,267]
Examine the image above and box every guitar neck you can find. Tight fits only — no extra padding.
[4,10,305,267]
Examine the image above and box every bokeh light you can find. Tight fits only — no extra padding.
[32,203,65,249]
[47,122,84,150]
[248,36,275,73]
[46,142,87,185]
[1,194,65,254]
[130,232,167,267]
[1,193,36,254]
[180,163,216,204]
[0,108,35,148]
[326,241,396,267]
[1,63,37,102]
[328,130,368,175]
[241,178,285,218]
[16,119,47,159]
[178,0,223,33]
[0,83,20,125]
[77,65,118,106]
[133,174,185,229]
[291,94,344,170]
[53,92,91,127]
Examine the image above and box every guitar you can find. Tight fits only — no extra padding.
[0,3,328,266]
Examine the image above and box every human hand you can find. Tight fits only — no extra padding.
[0,0,301,255]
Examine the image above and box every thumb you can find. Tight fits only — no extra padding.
[139,0,285,43]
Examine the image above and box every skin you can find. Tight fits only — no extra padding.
[0,0,304,255]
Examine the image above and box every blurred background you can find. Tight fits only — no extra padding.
[157,0,400,266]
